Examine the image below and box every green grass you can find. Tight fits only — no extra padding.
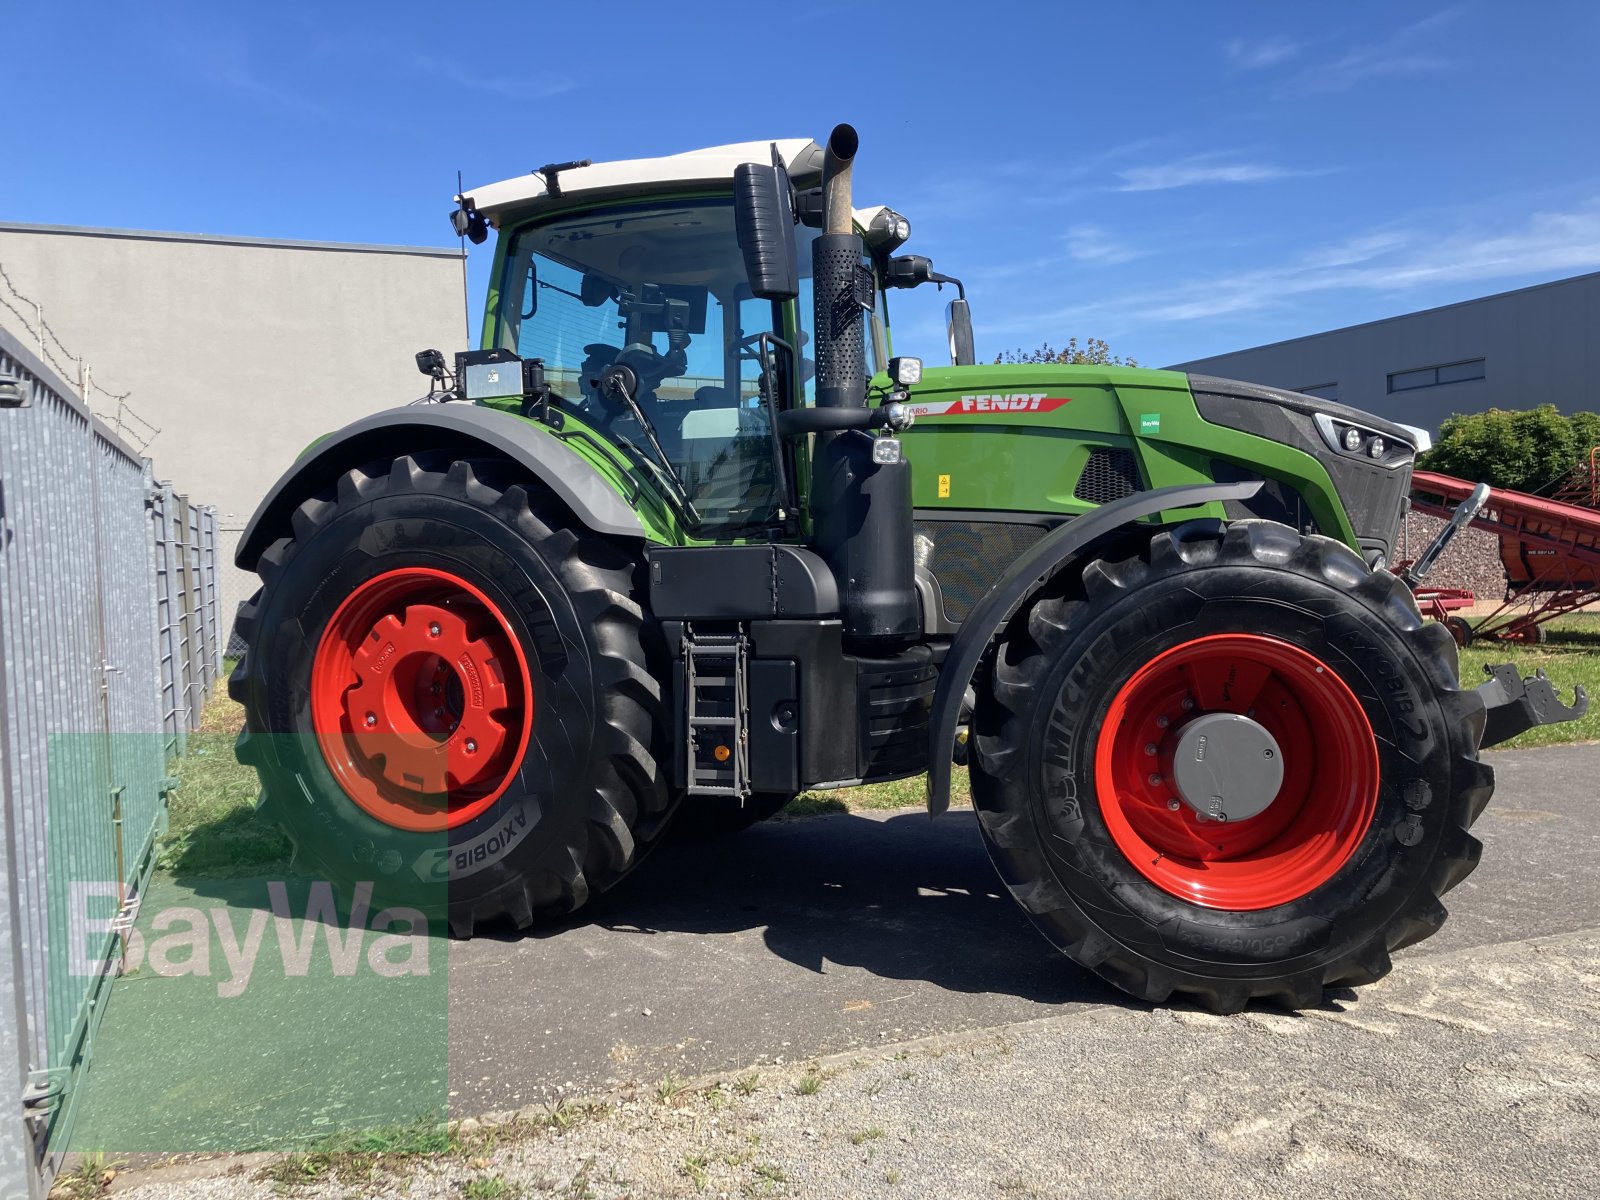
[157,687,292,876]
[257,1114,454,1189]
[779,770,969,821]
[162,620,1594,866]
[1457,614,1600,748]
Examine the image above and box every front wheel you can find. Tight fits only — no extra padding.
[230,454,674,936]
[971,521,1494,1012]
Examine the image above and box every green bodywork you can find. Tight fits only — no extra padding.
[893,364,1358,545]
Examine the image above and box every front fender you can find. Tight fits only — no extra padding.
[925,480,1263,813]
[235,404,645,569]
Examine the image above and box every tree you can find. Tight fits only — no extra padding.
[994,337,1138,367]
[1417,405,1600,494]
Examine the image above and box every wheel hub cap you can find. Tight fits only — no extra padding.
[1170,712,1284,823]
[1093,633,1380,910]
[310,567,534,832]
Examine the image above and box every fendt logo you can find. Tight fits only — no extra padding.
[909,393,1073,418]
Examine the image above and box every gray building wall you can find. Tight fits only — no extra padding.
[1168,271,1600,433]
[0,222,464,632]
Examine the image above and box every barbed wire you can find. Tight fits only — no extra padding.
[0,260,160,451]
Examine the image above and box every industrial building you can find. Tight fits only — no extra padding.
[0,222,465,623]
[1169,270,1600,432]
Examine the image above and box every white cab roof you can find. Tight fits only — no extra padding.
[462,138,826,226]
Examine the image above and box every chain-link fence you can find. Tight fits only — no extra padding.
[0,325,220,1196]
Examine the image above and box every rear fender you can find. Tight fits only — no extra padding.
[925,481,1263,813]
[235,404,644,569]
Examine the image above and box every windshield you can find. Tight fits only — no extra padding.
[497,197,805,531]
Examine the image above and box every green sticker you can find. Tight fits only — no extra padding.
[1139,413,1161,435]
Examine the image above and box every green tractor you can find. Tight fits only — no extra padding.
[231,124,1583,1011]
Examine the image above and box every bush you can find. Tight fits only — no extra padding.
[1417,405,1600,493]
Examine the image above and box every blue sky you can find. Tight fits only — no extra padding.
[9,1,1600,366]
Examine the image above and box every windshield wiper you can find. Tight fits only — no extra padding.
[598,364,702,527]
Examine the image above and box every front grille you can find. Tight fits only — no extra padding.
[1073,447,1143,505]
[915,519,1050,622]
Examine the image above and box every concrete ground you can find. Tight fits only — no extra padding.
[100,744,1600,1197]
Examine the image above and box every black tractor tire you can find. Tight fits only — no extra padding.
[229,454,673,936]
[667,792,795,840]
[970,520,1494,1012]
[1445,615,1475,648]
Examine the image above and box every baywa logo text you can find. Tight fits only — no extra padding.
[71,882,430,997]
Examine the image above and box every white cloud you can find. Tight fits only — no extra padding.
[404,54,573,101]
[1225,36,1302,70]
[1064,224,1141,264]
[1030,200,1600,330]
[1294,9,1462,94]
[1116,154,1333,193]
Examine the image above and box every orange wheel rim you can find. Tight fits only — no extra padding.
[1093,633,1379,910]
[310,567,533,831]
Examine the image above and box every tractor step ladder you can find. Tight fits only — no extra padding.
[683,625,750,798]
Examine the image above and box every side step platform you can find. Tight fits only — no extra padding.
[683,625,751,797]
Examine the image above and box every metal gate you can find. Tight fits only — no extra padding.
[0,326,219,1195]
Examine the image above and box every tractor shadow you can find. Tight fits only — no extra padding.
[161,803,1127,1008]
[526,807,1131,1008]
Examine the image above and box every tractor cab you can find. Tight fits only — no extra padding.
[456,139,949,537]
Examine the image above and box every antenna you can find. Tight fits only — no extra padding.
[457,169,471,345]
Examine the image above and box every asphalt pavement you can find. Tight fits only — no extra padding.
[445,742,1600,1114]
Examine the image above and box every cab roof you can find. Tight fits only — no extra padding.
[461,138,826,227]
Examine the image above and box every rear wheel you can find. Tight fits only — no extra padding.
[230,454,673,935]
[970,520,1494,1012]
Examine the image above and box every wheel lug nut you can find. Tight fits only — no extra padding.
[364,713,376,727]
[1167,799,1181,811]
[464,739,477,753]
[1156,716,1170,729]
[429,622,442,637]
[1147,773,1162,787]
[1144,743,1157,757]
[1181,697,1196,711]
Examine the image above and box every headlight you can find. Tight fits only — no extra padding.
[1367,436,1386,459]
[1342,427,1363,452]
[866,207,912,254]
[889,356,922,387]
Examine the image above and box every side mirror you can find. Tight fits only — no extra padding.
[946,298,975,367]
[733,147,798,301]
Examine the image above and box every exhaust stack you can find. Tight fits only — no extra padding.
[809,124,920,643]
[821,123,858,236]
[813,124,866,413]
